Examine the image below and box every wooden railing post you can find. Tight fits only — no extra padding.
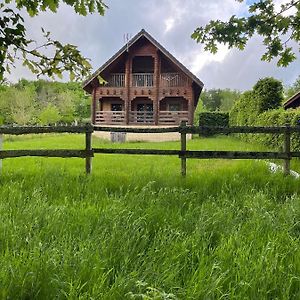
[180,120,187,177]
[85,125,93,174]
[283,123,291,176]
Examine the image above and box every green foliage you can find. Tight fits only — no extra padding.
[192,0,300,66]
[230,77,283,126]
[229,76,300,150]
[285,75,300,99]
[39,104,60,125]
[253,77,283,112]
[0,0,107,81]
[230,91,257,126]
[198,112,229,136]
[200,89,222,111]
[0,79,90,125]
[199,88,241,113]
[254,109,300,151]
[219,89,241,111]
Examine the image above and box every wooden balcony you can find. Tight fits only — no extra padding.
[159,111,188,124]
[132,73,154,87]
[106,73,125,87]
[102,72,189,88]
[129,111,154,124]
[160,73,189,87]
[95,110,189,125]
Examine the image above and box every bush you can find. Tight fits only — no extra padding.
[199,112,229,136]
[253,77,283,112]
[255,109,300,151]
[230,78,283,127]
[228,77,300,150]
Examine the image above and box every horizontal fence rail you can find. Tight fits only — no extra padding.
[0,125,93,135]
[187,125,300,134]
[0,149,93,159]
[0,123,299,176]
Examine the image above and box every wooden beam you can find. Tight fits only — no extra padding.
[0,149,93,159]
[93,148,179,155]
[92,88,96,124]
[85,131,92,174]
[283,124,291,176]
[0,125,93,135]
[180,121,187,176]
[180,150,289,159]
[182,126,300,134]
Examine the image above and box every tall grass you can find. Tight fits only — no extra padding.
[0,135,300,299]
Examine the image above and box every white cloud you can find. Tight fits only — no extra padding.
[164,18,175,33]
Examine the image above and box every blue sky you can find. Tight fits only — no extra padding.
[6,0,299,91]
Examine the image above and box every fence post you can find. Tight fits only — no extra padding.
[0,134,2,174]
[283,123,291,176]
[180,120,187,177]
[85,125,92,175]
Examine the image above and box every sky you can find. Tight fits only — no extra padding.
[6,0,300,91]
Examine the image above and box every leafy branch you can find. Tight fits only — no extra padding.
[0,0,107,81]
[191,0,300,66]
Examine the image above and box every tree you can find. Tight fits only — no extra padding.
[39,104,60,125]
[192,0,300,67]
[0,0,107,81]
[10,86,37,124]
[285,75,300,98]
[200,89,223,111]
[230,77,283,126]
[252,77,283,112]
[198,88,241,112]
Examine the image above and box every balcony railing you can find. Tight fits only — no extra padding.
[158,111,189,124]
[160,73,189,87]
[95,111,125,124]
[132,73,154,87]
[106,73,125,87]
[129,111,154,124]
[95,110,189,125]
[103,72,189,88]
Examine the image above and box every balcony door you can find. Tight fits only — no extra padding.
[132,56,154,87]
[136,103,153,123]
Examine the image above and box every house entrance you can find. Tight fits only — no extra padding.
[136,103,153,123]
[131,97,154,124]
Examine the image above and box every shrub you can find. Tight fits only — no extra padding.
[199,112,229,136]
[228,77,300,150]
[253,77,283,112]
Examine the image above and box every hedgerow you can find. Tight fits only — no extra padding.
[229,77,300,150]
[198,112,229,136]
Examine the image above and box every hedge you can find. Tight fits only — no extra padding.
[198,112,229,136]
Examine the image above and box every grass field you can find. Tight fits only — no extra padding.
[1,134,300,299]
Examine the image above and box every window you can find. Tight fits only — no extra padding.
[169,103,181,111]
[111,104,123,111]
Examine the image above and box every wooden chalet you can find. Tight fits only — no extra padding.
[283,91,300,110]
[83,29,204,126]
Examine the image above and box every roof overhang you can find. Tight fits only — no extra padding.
[82,29,204,93]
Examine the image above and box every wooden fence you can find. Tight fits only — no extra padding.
[0,122,299,176]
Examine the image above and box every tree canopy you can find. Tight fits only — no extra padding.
[192,0,300,67]
[0,0,107,82]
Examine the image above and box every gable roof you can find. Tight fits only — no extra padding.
[83,29,204,92]
[283,91,300,109]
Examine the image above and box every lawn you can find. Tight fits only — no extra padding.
[0,134,300,299]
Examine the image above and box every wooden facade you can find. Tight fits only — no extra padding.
[83,29,204,126]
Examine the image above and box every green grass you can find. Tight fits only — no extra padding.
[1,134,300,299]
